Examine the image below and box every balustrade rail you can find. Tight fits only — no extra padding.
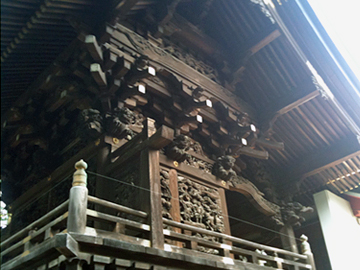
[1,200,69,263]
[1,160,316,270]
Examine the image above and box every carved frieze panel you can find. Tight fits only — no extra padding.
[111,24,253,117]
[161,38,223,85]
[178,176,225,233]
[165,135,213,174]
[78,107,144,142]
[177,175,224,254]
[183,156,213,174]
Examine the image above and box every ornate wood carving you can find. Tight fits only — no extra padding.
[105,107,136,140]
[161,38,223,85]
[211,155,237,181]
[165,134,191,162]
[177,175,224,254]
[279,201,313,227]
[106,23,255,117]
[160,169,173,222]
[78,109,103,140]
[230,175,280,217]
[178,176,225,233]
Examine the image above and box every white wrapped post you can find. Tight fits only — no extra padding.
[301,234,317,270]
[67,160,88,234]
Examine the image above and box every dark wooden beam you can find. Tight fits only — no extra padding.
[232,25,281,79]
[156,13,226,61]
[259,80,320,133]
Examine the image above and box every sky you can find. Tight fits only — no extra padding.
[306,0,360,82]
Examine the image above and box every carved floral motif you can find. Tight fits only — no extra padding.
[177,176,224,254]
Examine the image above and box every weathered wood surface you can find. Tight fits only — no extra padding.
[1,233,79,270]
[107,125,174,175]
[102,23,256,119]
[1,212,68,257]
[1,200,69,248]
[10,141,100,212]
[162,218,307,260]
[88,196,147,219]
[160,154,226,189]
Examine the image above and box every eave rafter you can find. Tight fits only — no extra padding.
[280,135,360,197]
[258,80,320,135]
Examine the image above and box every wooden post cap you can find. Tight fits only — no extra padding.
[73,159,88,187]
[75,159,88,170]
[300,234,312,254]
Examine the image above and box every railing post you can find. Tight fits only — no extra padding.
[67,160,88,234]
[300,234,317,270]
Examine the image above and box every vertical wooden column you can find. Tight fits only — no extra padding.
[280,224,299,254]
[168,169,182,247]
[95,138,112,230]
[68,160,88,234]
[218,188,233,258]
[140,119,164,249]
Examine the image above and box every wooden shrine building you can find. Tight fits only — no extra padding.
[1,1,360,270]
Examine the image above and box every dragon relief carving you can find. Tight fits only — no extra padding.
[165,134,192,162]
[78,108,103,140]
[280,201,314,227]
[78,107,144,141]
[105,107,136,140]
[212,155,237,181]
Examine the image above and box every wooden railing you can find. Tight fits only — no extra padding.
[1,160,317,270]
[162,218,310,269]
[1,200,69,262]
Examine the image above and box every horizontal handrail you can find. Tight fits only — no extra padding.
[1,199,69,248]
[1,212,69,257]
[88,196,148,219]
[164,229,310,268]
[163,218,307,260]
[86,209,150,231]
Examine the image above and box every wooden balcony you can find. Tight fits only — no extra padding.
[1,160,315,270]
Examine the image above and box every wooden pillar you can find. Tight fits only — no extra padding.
[280,224,299,254]
[140,119,164,249]
[168,169,182,247]
[218,188,233,258]
[68,160,88,234]
[95,139,112,230]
